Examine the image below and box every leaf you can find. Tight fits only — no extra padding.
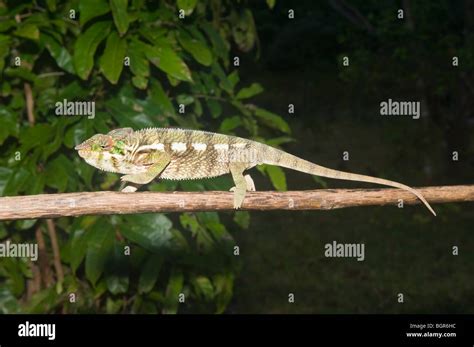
[141,41,192,82]
[14,24,39,40]
[0,35,10,72]
[206,99,222,118]
[26,287,58,314]
[99,31,127,84]
[105,241,129,294]
[253,107,291,134]
[213,273,234,314]
[46,0,57,12]
[0,107,18,145]
[70,228,89,273]
[176,94,194,106]
[236,82,263,99]
[201,23,229,63]
[192,276,214,301]
[194,98,203,116]
[232,9,257,52]
[227,70,239,89]
[44,154,76,192]
[0,168,12,196]
[85,219,115,286]
[120,214,175,252]
[106,297,124,313]
[0,287,20,314]
[233,211,250,229]
[4,67,37,82]
[0,20,15,33]
[265,165,287,191]
[74,21,111,80]
[79,0,111,26]
[19,124,54,153]
[178,30,212,66]
[149,80,175,118]
[3,259,25,296]
[110,0,130,36]
[3,168,32,196]
[266,0,276,9]
[266,136,295,146]
[132,76,147,89]
[128,44,149,77]
[177,0,197,15]
[162,268,184,314]
[128,39,150,89]
[138,254,163,294]
[41,33,75,73]
[198,212,232,243]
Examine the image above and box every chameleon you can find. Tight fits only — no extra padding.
[75,127,436,216]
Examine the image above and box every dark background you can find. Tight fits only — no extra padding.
[230,0,474,313]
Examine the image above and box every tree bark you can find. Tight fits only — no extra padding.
[0,185,472,220]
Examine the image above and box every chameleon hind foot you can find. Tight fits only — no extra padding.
[229,174,256,192]
[229,165,253,209]
[244,174,256,191]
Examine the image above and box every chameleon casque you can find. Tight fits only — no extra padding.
[75,127,436,216]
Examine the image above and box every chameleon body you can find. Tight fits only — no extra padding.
[75,127,436,215]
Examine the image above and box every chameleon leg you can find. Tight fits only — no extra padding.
[230,174,256,192]
[244,174,256,191]
[120,152,170,189]
[229,163,249,209]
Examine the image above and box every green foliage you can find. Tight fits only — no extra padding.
[0,0,286,314]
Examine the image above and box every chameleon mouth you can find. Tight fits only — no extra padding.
[74,142,90,150]
[76,149,91,159]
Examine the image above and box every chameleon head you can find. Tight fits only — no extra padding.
[75,133,126,173]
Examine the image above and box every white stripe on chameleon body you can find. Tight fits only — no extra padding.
[192,143,207,151]
[137,143,165,151]
[232,143,247,148]
[214,144,229,150]
[171,142,187,151]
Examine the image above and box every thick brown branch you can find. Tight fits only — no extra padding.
[0,185,472,221]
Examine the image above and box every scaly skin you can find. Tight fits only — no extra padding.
[75,127,436,215]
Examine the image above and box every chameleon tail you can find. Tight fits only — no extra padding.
[259,145,436,216]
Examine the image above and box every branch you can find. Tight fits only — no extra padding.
[0,185,472,220]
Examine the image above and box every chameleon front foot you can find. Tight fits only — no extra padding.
[121,185,138,193]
